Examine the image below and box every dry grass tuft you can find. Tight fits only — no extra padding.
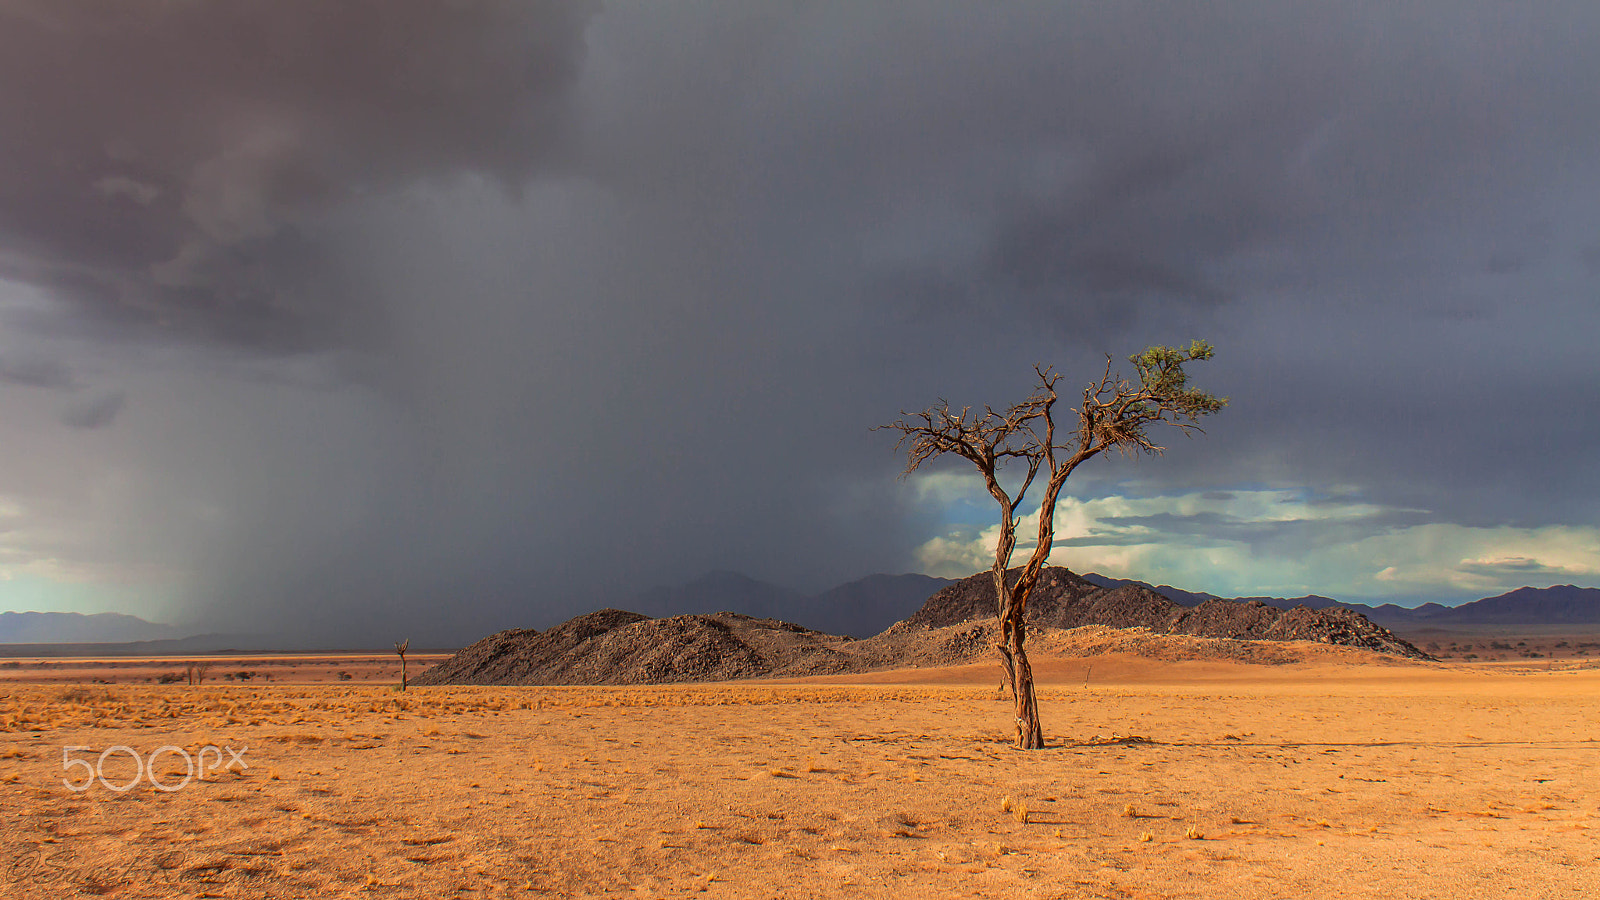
[877,813,918,837]
[58,686,112,705]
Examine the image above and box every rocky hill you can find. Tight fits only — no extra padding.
[905,568,1427,659]
[416,566,1432,685]
[630,571,954,638]
[1080,573,1218,607]
[413,610,861,686]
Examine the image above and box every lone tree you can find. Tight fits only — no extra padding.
[395,639,410,692]
[883,342,1225,749]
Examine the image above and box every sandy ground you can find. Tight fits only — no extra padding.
[2,648,1598,898]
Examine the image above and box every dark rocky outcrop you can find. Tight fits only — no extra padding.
[1243,604,1423,656]
[902,567,1104,629]
[413,609,853,686]
[418,567,1433,685]
[631,571,956,639]
[909,568,1431,660]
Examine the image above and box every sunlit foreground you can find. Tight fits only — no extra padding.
[3,648,1598,898]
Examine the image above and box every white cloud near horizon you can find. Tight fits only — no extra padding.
[911,485,1600,604]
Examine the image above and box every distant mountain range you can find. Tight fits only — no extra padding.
[1079,576,1600,629]
[0,571,954,653]
[0,611,182,644]
[629,571,1600,635]
[1415,585,1600,625]
[0,628,309,658]
[633,570,954,638]
[6,573,1597,654]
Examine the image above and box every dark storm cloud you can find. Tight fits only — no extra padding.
[769,1,1600,538]
[60,390,126,429]
[0,0,595,351]
[1582,245,1600,277]
[0,355,76,389]
[3,2,1599,640]
[930,1,1600,337]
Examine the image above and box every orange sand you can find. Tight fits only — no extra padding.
[2,650,1598,898]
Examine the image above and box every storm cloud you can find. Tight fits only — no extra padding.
[1,2,1597,642]
[0,0,594,350]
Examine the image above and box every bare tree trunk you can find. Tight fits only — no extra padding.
[991,566,1017,698]
[999,595,1043,749]
[997,644,1016,698]
[1007,620,1044,749]
[987,496,1020,701]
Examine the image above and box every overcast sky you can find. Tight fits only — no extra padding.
[1,1,1597,643]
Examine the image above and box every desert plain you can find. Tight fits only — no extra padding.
[2,639,1598,899]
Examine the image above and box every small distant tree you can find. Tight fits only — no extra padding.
[185,661,212,686]
[883,342,1225,749]
[395,639,410,692]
